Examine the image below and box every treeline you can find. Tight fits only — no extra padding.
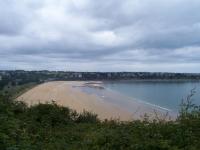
[1,70,200,90]
[0,92,200,150]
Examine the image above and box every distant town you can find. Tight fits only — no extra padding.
[0,70,200,90]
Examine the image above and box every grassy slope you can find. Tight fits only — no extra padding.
[1,82,38,99]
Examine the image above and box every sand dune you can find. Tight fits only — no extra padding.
[17,81,132,121]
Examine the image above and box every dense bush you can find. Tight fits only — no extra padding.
[75,110,99,124]
[0,93,200,150]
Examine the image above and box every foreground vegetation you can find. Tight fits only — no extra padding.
[0,90,200,150]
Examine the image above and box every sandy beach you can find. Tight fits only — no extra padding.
[17,81,133,121]
[17,81,173,121]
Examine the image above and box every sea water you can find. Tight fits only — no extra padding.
[103,80,200,112]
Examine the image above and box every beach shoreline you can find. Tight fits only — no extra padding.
[17,81,175,121]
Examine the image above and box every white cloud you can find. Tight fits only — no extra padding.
[0,0,200,72]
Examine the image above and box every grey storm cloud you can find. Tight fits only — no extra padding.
[0,0,200,72]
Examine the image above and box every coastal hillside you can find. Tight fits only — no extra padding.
[1,90,200,149]
[1,0,200,149]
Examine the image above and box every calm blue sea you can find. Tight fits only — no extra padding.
[103,80,200,112]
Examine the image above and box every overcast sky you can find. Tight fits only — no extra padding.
[0,0,200,72]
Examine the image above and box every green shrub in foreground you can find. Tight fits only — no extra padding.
[0,93,200,150]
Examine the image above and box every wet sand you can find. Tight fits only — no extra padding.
[17,81,174,121]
